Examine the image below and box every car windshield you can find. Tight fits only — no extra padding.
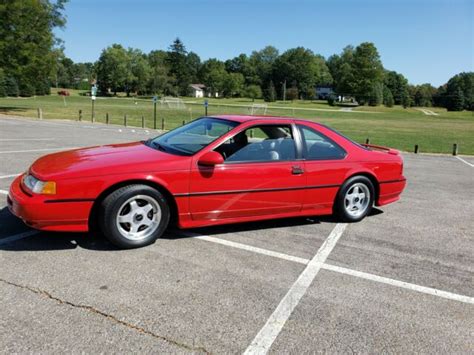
[146,117,239,156]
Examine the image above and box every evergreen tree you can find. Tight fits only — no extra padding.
[167,38,194,95]
[401,87,411,108]
[445,72,473,110]
[383,86,394,107]
[368,82,383,106]
[0,69,5,97]
[4,76,19,97]
[351,43,384,104]
[384,71,410,105]
[447,87,465,111]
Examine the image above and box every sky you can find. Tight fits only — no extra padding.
[57,0,473,87]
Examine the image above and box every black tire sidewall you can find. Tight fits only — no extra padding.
[100,185,170,249]
[335,176,375,222]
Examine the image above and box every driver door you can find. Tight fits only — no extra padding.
[189,123,305,221]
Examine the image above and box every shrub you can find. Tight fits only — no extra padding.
[286,87,299,101]
[19,81,36,97]
[4,76,19,97]
[245,84,262,101]
[327,94,336,106]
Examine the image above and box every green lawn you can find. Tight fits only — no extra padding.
[1,89,473,155]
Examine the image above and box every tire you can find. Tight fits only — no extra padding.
[334,176,375,222]
[99,184,170,249]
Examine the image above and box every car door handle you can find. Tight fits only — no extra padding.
[292,166,304,175]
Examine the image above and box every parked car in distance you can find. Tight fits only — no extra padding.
[8,115,406,248]
[57,90,70,96]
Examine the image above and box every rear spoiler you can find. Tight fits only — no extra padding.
[361,143,400,155]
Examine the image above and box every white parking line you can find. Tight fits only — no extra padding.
[189,232,474,306]
[322,264,474,305]
[0,174,19,179]
[455,156,474,167]
[244,223,347,354]
[0,147,77,154]
[0,230,39,246]
[182,232,308,264]
[0,190,8,195]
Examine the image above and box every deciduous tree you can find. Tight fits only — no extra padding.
[0,0,68,96]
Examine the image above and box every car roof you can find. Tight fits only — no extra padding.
[210,114,315,124]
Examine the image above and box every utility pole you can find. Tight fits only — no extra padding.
[282,80,287,101]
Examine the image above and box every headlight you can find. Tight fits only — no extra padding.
[22,174,56,195]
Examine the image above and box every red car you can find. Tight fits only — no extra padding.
[8,115,406,248]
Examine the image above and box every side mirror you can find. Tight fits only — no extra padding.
[198,151,224,166]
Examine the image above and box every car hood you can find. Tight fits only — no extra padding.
[30,141,190,180]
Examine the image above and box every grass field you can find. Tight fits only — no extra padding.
[1,88,473,155]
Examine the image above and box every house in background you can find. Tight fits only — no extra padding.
[315,86,334,99]
[189,84,205,98]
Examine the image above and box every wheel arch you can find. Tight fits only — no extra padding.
[340,171,380,203]
[88,179,179,232]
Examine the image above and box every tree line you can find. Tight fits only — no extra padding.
[0,1,472,111]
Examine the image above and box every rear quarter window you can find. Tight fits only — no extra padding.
[298,125,346,160]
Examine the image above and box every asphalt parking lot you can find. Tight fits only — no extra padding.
[1,115,473,353]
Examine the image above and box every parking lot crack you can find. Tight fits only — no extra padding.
[0,277,210,354]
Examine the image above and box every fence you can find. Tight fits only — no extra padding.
[29,99,468,156]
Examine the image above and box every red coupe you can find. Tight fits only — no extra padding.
[8,115,406,248]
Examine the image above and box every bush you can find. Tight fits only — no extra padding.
[4,76,19,96]
[245,84,262,101]
[19,81,36,97]
[327,94,337,106]
[35,80,51,96]
[286,87,299,101]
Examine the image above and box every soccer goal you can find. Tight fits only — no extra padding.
[249,103,268,115]
[161,97,187,110]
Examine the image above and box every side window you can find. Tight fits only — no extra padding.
[215,125,296,163]
[299,126,346,160]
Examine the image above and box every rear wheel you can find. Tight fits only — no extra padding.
[99,185,170,249]
[335,176,374,222]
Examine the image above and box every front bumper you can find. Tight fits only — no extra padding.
[7,175,92,232]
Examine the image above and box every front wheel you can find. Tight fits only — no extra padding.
[99,185,170,249]
[334,176,375,222]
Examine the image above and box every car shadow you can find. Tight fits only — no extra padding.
[0,206,383,252]
[163,216,327,240]
[164,207,383,240]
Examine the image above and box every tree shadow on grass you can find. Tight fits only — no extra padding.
[0,106,28,113]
